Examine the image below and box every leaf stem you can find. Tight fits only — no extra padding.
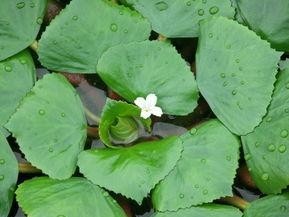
[30,40,38,53]
[19,163,41,174]
[87,126,99,138]
[83,106,101,124]
[219,195,249,211]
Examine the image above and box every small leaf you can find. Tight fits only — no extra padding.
[0,50,36,130]
[244,192,289,217]
[99,99,151,147]
[152,120,240,211]
[38,0,151,73]
[5,73,87,179]
[235,0,289,51]
[16,177,127,217]
[97,40,199,115]
[126,0,235,37]
[153,204,243,217]
[0,132,18,217]
[242,62,289,194]
[78,136,183,204]
[196,17,281,135]
[0,0,47,60]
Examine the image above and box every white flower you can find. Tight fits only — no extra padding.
[134,93,163,119]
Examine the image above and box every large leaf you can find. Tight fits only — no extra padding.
[99,99,151,147]
[196,17,281,135]
[16,177,127,217]
[153,204,243,217]
[235,0,289,51]
[244,193,289,217]
[126,0,235,37]
[78,136,183,204]
[152,120,240,211]
[0,132,18,217]
[0,0,47,60]
[241,61,289,194]
[0,50,36,131]
[97,40,199,115]
[5,73,87,179]
[38,0,151,73]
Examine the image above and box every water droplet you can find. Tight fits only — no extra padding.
[179,193,184,198]
[285,108,289,113]
[119,10,124,15]
[280,205,287,212]
[201,159,206,164]
[261,173,269,181]
[38,109,45,115]
[0,175,4,180]
[202,189,208,195]
[20,59,27,64]
[238,67,243,71]
[248,167,252,172]
[4,65,12,72]
[208,33,213,38]
[190,128,197,135]
[202,0,207,3]
[278,144,287,153]
[30,2,35,8]
[0,159,5,164]
[235,59,240,63]
[198,9,205,16]
[186,1,192,6]
[266,117,272,122]
[226,156,231,161]
[237,101,243,110]
[16,2,25,9]
[255,142,260,148]
[103,191,109,197]
[123,29,128,33]
[220,73,225,78]
[226,44,231,49]
[48,147,54,152]
[286,82,289,89]
[155,1,168,11]
[280,129,288,138]
[36,17,43,25]
[194,184,199,188]
[61,112,66,117]
[209,6,219,15]
[267,144,276,152]
[110,23,118,32]
[223,81,228,87]
[244,154,251,160]
[57,215,65,217]
[232,90,237,95]
[72,15,78,21]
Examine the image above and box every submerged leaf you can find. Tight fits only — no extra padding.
[5,73,87,179]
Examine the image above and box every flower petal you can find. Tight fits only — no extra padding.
[141,110,151,119]
[134,97,146,108]
[146,93,157,107]
[151,106,163,117]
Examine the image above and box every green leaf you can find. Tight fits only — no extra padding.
[235,0,289,52]
[16,177,127,217]
[196,17,281,135]
[153,204,243,217]
[5,73,87,179]
[241,62,289,194]
[38,0,151,73]
[77,136,183,204]
[97,40,199,115]
[152,120,240,211]
[0,132,18,217]
[0,50,36,130]
[99,99,151,147]
[126,0,235,37]
[244,193,289,217]
[0,0,47,60]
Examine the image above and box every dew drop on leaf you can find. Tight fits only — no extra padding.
[202,0,207,3]
[285,108,289,113]
[110,23,118,32]
[16,2,25,9]
[226,155,231,161]
[0,175,4,180]
[186,1,191,6]
[232,90,237,95]
[280,129,288,138]
[30,2,35,8]
[72,15,78,21]
[278,144,287,153]
[220,73,225,78]
[244,153,251,160]
[238,66,243,71]
[198,9,205,16]
[4,65,12,72]
[208,33,213,38]
[36,17,43,25]
[48,147,54,152]
[223,81,228,87]
[267,144,276,152]
[266,117,272,122]
[255,142,260,148]
[123,29,128,34]
[194,184,199,189]
[103,191,109,197]
[240,80,245,85]
[209,6,219,15]
[226,44,231,49]
[179,193,184,199]
[20,59,27,64]
[280,205,287,212]
[190,128,197,135]
[61,112,66,117]
[201,159,206,164]
[235,59,240,63]
[38,109,45,115]
[155,1,169,11]
[202,189,208,195]
[0,159,5,164]
[261,173,269,181]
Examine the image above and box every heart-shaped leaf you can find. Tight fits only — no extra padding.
[78,136,183,204]
[5,73,87,179]
[241,60,289,194]
[0,0,47,60]
[153,204,243,217]
[126,0,235,37]
[0,50,36,131]
[196,17,281,135]
[38,0,151,73]
[16,177,127,217]
[152,120,240,211]
[0,132,18,217]
[97,40,199,115]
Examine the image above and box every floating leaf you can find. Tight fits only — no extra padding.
[0,50,36,131]
[0,132,18,217]
[16,177,127,217]
[5,73,87,179]
[0,0,47,60]
[97,40,199,115]
[99,99,151,147]
[38,0,151,73]
[154,204,243,217]
[242,62,289,194]
[126,0,235,37]
[78,136,183,204]
[244,193,289,217]
[235,0,289,51]
[152,120,240,211]
[196,17,281,135]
